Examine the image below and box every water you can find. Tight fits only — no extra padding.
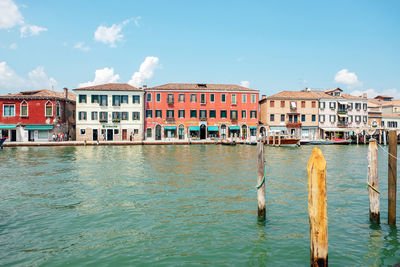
[1,145,399,266]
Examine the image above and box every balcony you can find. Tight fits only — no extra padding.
[286,122,302,128]
[337,109,347,115]
[167,98,174,104]
[112,118,120,123]
[338,121,348,128]
[166,117,175,123]
[99,119,108,123]
[231,117,238,122]
[200,117,207,121]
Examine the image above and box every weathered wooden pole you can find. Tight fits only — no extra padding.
[273,132,276,146]
[278,132,281,146]
[388,130,397,226]
[307,147,328,266]
[379,131,382,144]
[257,141,266,220]
[356,133,359,145]
[368,139,380,223]
[383,131,387,146]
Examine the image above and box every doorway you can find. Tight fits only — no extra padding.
[200,125,206,139]
[155,125,161,140]
[11,130,16,142]
[28,130,34,141]
[93,129,98,141]
[107,129,113,141]
[122,129,127,140]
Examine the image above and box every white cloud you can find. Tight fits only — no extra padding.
[128,56,160,87]
[20,24,47,37]
[334,69,361,87]
[351,88,400,99]
[133,16,141,27]
[0,61,57,93]
[78,67,120,88]
[240,80,250,88]
[94,20,129,47]
[74,42,90,52]
[0,0,23,29]
[9,43,17,49]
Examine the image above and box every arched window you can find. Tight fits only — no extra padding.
[20,100,28,117]
[178,125,185,140]
[45,101,53,117]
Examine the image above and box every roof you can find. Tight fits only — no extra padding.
[341,93,367,100]
[146,83,258,92]
[74,83,142,91]
[0,89,75,102]
[324,88,343,93]
[381,113,400,118]
[266,90,333,100]
[375,95,393,99]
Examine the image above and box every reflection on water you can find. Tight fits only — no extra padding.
[0,145,399,265]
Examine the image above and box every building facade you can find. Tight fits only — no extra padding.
[73,83,144,141]
[144,83,259,141]
[0,89,75,142]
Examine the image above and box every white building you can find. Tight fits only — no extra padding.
[73,83,144,141]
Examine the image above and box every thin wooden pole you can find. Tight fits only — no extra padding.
[257,141,266,220]
[357,133,359,145]
[278,132,281,146]
[307,147,328,267]
[388,130,397,226]
[273,132,276,146]
[368,139,380,223]
[383,131,387,146]
[379,131,382,144]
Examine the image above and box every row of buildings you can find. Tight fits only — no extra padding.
[0,83,399,142]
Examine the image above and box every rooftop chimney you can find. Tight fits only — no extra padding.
[143,85,147,88]
[306,87,311,92]
[63,87,68,100]
[362,93,367,99]
[262,95,267,100]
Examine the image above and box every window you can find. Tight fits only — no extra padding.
[156,93,161,102]
[190,94,197,102]
[329,102,336,109]
[289,114,293,122]
[280,101,285,107]
[355,103,361,110]
[230,110,238,120]
[199,110,207,119]
[281,114,285,122]
[167,110,174,118]
[231,94,237,105]
[132,112,140,120]
[301,101,306,108]
[114,129,119,135]
[21,101,28,117]
[100,95,108,106]
[363,116,367,123]
[209,110,216,118]
[242,94,247,103]
[251,94,256,103]
[132,95,140,104]
[112,95,121,106]
[91,95,99,104]
[348,115,353,123]
[381,121,385,127]
[330,115,335,122]
[146,128,152,138]
[221,94,226,103]
[122,112,128,120]
[147,93,152,102]
[348,103,353,110]
[45,101,53,117]
[179,94,185,102]
[210,94,215,102]
[301,114,306,122]
[112,112,121,121]
[319,102,326,109]
[355,115,361,122]
[3,104,15,117]
[250,110,257,119]
[270,101,275,108]
[155,110,162,118]
[91,111,98,120]
[190,110,197,118]
[167,94,174,104]
[134,129,139,135]
[100,112,108,122]
[56,103,61,117]
[79,111,87,120]
[146,110,153,118]
[312,101,316,108]
[80,129,86,135]
[241,110,247,119]
[270,114,275,121]
[121,95,128,104]
[312,115,316,122]
[220,110,227,118]
[363,103,367,111]
[319,115,325,122]
[79,95,87,103]
[200,94,206,104]
[178,110,185,118]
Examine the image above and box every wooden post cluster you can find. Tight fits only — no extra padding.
[368,139,380,223]
[257,141,266,220]
[307,147,328,267]
[388,131,397,226]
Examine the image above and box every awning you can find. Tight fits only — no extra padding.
[207,126,219,131]
[338,101,348,105]
[321,127,350,132]
[301,126,318,129]
[249,126,258,130]
[269,126,287,131]
[0,124,17,129]
[24,125,54,131]
[229,126,240,130]
[188,126,200,131]
[290,101,297,108]
[338,114,348,118]
[164,126,176,130]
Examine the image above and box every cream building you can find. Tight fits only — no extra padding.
[73,83,144,141]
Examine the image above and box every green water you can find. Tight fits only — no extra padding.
[1,145,399,266]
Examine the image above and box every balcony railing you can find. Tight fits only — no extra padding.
[200,117,207,121]
[286,122,302,128]
[337,110,347,115]
[166,117,175,123]
[338,122,348,128]
[167,98,174,104]
[99,119,108,123]
[231,117,238,121]
[112,118,120,123]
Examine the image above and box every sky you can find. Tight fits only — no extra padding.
[0,0,399,98]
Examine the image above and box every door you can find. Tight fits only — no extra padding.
[93,129,98,141]
[155,125,161,140]
[107,129,113,141]
[122,129,127,141]
[200,125,206,139]
[11,130,16,142]
[28,130,34,141]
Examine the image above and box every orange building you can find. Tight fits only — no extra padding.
[144,83,259,141]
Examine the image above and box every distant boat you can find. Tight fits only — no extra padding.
[301,139,351,145]
[221,139,237,146]
[265,136,300,147]
[0,137,7,149]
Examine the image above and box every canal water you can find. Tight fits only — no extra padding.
[1,145,399,266]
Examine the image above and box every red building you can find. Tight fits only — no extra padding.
[0,88,76,142]
[144,83,259,141]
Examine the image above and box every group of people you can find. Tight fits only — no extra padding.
[52,133,68,141]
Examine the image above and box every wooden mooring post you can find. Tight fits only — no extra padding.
[257,141,266,220]
[388,131,397,226]
[368,139,380,223]
[307,147,328,266]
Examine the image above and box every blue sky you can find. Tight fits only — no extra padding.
[0,0,399,97]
